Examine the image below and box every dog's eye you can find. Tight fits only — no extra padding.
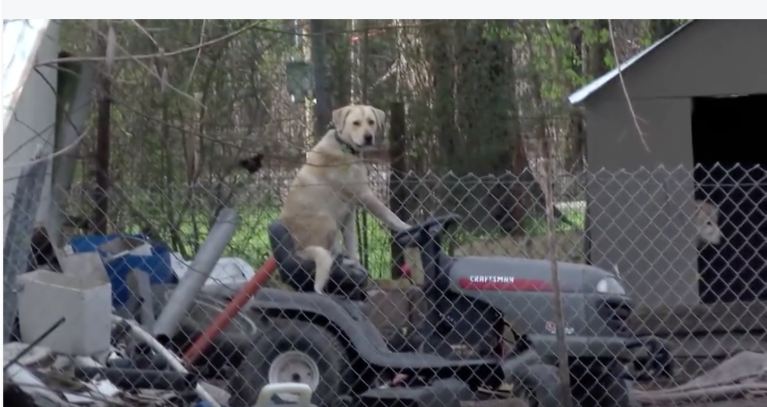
[353,121,361,126]
[368,119,375,126]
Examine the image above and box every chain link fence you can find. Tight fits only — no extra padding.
[7,163,767,406]
[5,18,766,407]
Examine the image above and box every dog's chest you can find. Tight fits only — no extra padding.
[334,159,365,178]
[330,162,367,188]
[291,161,365,210]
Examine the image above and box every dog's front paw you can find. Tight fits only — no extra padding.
[396,222,412,232]
[341,257,359,267]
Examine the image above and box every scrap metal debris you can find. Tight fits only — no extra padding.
[4,334,231,407]
[634,351,767,405]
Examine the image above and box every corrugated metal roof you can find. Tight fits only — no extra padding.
[568,20,695,105]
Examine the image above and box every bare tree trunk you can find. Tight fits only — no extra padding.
[328,20,352,107]
[93,26,112,235]
[355,20,371,269]
[423,20,458,172]
[577,19,611,265]
[490,20,527,235]
[520,22,572,227]
[310,20,331,140]
[360,20,370,104]
[565,21,586,173]
[389,102,409,278]
[350,19,360,103]
[587,20,610,80]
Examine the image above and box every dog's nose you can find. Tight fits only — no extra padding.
[364,133,373,145]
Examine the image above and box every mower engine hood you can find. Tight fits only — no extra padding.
[445,256,632,339]
[447,256,619,294]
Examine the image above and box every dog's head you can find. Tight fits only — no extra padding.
[694,200,722,246]
[332,104,386,151]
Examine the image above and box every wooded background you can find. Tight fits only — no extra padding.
[55,20,686,277]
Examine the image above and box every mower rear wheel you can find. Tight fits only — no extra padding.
[228,320,349,407]
[597,363,637,407]
[509,364,564,407]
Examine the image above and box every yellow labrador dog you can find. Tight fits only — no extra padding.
[280,104,411,294]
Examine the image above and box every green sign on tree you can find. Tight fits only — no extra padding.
[286,60,313,103]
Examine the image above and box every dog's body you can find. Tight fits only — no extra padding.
[694,200,722,246]
[280,105,411,293]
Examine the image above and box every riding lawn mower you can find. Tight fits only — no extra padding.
[207,214,673,407]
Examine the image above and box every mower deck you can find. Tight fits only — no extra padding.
[249,288,505,382]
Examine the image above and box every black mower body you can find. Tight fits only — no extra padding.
[248,287,513,389]
[230,216,666,407]
[446,256,636,361]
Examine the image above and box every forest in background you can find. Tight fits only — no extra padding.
[54,19,686,276]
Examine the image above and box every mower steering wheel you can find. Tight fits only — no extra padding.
[394,214,461,248]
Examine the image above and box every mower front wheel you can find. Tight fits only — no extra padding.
[510,363,564,407]
[228,320,349,407]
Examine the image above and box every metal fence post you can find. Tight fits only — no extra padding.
[3,151,49,343]
[48,61,96,248]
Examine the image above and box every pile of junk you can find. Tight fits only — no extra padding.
[13,205,739,407]
[5,209,267,407]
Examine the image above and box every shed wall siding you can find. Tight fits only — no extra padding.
[586,98,701,309]
[581,20,767,310]
[592,20,767,102]
[586,98,694,171]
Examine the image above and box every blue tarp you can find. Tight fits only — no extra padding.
[68,234,178,307]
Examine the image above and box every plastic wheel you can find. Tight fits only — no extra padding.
[228,320,349,407]
[509,364,564,407]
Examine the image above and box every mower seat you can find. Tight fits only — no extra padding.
[267,220,369,300]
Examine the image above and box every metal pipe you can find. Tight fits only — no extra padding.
[153,208,239,340]
[133,270,156,330]
[74,366,197,392]
[183,256,277,364]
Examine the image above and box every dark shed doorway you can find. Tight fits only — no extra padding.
[692,94,767,303]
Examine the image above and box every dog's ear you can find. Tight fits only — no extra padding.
[332,106,352,133]
[371,107,386,136]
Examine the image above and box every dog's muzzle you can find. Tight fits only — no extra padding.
[363,133,374,146]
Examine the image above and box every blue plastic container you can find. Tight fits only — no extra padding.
[68,234,178,307]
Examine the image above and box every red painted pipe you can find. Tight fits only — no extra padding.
[183,256,278,365]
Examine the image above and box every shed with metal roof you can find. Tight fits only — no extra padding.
[569,20,767,309]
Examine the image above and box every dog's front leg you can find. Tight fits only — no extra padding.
[341,209,359,262]
[358,189,410,232]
